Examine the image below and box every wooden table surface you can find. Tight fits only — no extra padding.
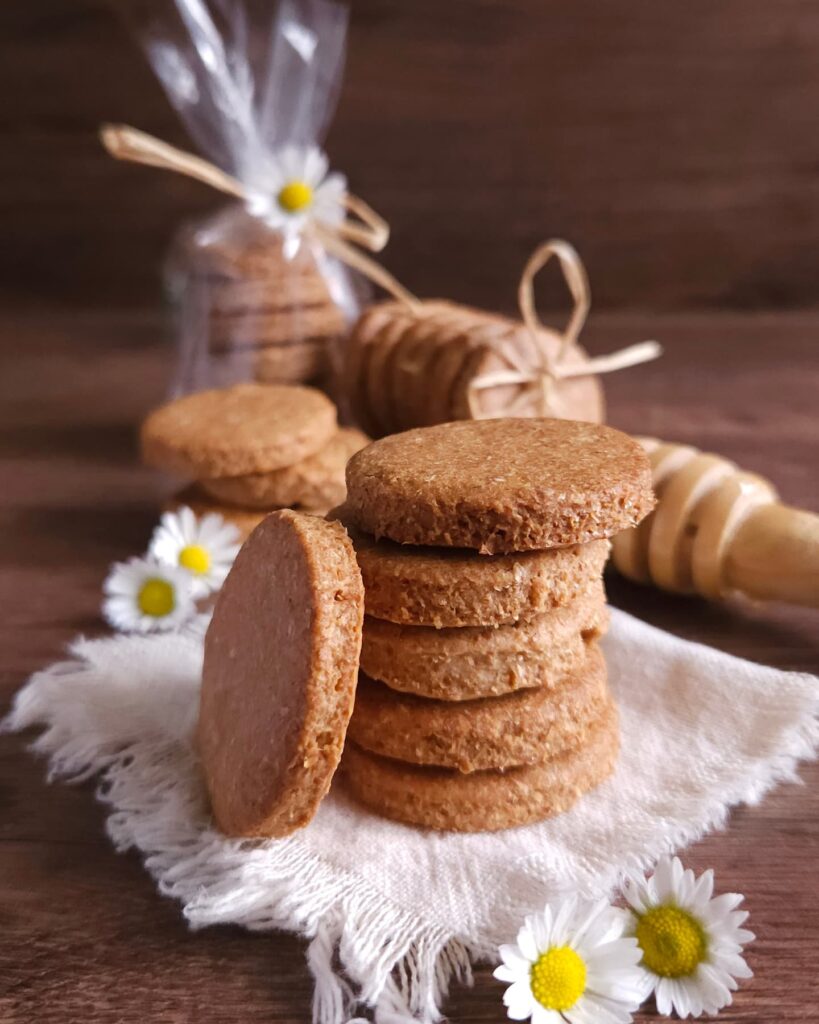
[1,308,817,1022]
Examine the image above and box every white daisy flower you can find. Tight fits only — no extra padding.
[622,856,754,1018]
[148,506,241,598]
[248,144,347,231]
[494,896,644,1024]
[102,557,195,634]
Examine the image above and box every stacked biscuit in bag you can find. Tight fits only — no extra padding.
[140,383,368,538]
[169,215,352,391]
[336,417,655,831]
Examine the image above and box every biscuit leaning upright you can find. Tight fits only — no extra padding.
[197,511,365,837]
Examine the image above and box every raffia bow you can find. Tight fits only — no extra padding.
[100,124,419,309]
[468,240,661,417]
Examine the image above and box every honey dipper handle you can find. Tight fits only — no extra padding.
[726,503,819,607]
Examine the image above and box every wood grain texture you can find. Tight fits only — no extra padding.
[2,0,819,310]
[0,309,817,1022]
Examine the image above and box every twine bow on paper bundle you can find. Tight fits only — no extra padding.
[467,240,662,419]
[100,124,419,309]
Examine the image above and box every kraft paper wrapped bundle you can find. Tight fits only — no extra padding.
[105,0,411,397]
[343,240,661,436]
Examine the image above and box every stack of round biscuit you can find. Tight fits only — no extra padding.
[140,383,369,538]
[336,417,655,832]
[172,212,349,388]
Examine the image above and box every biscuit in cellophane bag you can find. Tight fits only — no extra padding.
[112,0,392,399]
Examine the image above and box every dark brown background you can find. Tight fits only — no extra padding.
[3,0,819,313]
[1,3,818,1024]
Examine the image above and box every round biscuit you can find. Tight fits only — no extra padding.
[336,515,610,626]
[340,699,619,832]
[359,582,609,700]
[201,428,370,511]
[141,382,337,478]
[348,643,609,771]
[344,418,655,553]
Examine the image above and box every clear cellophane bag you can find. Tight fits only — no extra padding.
[131,0,368,396]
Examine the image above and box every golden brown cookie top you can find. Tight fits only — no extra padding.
[344,418,654,553]
[141,383,337,479]
[197,510,364,837]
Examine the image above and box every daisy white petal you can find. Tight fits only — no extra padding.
[530,913,552,954]
[652,857,677,902]
[277,145,303,181]
[564,1002,598,1024]
[690,868,714,905]
[725,912,752,933]
[498,944,532,972]
[531,1006,562,1024]
[630,967,656,1003]
[571,899,626,950]
[303,147,329,187]
[696,963,734,1011]
[586,940,643,974]
[539,903,555,941]
[680,975,705,1018]
[550,894,579,945]
[711,949,753,978]
[516,921,540,963]
[702,892,744,923]
[495,965,521,985]
[313,175,348,227]
[503,981,535,1020]
[677,864,697,905]
[654,977,678,1017]
[579,991,636,1024]
[620,875,650,916]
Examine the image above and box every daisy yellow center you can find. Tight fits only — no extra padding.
[529,946,587,1012]
[137,578,175,618]
[178,544,211,575]
[636,905,707,978]
[277,180,313,213]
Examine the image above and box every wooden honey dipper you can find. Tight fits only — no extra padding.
[611,438,819,607]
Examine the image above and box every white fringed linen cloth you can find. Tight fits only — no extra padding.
[5,609,817,1024]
